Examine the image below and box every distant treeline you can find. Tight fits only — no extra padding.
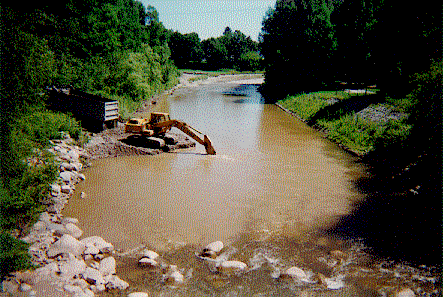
[168,27,262,71]
[259,0,441,99]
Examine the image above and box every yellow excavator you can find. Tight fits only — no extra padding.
[124,112,216,155]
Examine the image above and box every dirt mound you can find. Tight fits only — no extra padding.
[85,124,195,160]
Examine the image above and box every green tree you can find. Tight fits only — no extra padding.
[260,0,338,99]
[168,31,204,68]
[202,37,229,69]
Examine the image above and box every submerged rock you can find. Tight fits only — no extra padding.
[219,261,248,274]
[139,258,158,267]
[142,249,159,260]
[200,241,224,258]
[395,288,416,297]
[128,293,149,297]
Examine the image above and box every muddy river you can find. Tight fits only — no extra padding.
[63,80,437,296]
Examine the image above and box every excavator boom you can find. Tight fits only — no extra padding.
[154,120,216,155]
[124,113,216,155]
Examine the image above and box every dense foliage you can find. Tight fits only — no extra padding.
[260,0,441,99]
[169,27,262,71]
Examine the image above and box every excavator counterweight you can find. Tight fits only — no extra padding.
[125,112,216,155]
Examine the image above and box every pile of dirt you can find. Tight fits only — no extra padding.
[85,124,195,160]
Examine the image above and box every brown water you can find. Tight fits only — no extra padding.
[64,81,390,296]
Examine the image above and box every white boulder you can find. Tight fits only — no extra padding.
[395,289,416,297]
[80,236,114,254]
[82,267,105,286]
[50,184,61,195]
[285,266,309,281]
[65,223,83,239]
[62,217,79,225]
[67,149,80,160]
[104,275,129,290]
[60,171,73,183]
[99,256,116,276]
[323,275,345,290]
[206,241,224,253]
[128,293,149,297]
[61,162,75,171]
[48,234,86,257]
[84,244,100,256]
[169,271,184,283]
[219,261,247,274]
[59,257,87,280]
[139,258,158,267]
[19,282,32,292]
[142,250,159,260]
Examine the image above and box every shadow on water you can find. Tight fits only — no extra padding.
[327,150,442,266]
[222,84,266,104]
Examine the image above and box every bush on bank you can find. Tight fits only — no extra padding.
[0,110,85,279]
[277,89,416,155]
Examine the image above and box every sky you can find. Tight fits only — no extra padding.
[140,0,277,41]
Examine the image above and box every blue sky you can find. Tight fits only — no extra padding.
[140,0,277,41]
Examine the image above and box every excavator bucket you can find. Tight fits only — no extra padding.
[203,135,216,155]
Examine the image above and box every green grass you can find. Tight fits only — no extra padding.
[279,91,412,155]
[278,91,351,121]
[317,114,385,154]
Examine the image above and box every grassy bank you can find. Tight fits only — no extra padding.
[277,91,412,155]
[0,110,86,278]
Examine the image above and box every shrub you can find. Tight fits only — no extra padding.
[0,232,33,280]
[14,110,85,147]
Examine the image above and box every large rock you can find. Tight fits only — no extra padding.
[48,234,86,257]
[99,256,116,276]
[61,162,75,171]
[1,279,19,294]
[139,258,158,268]
[200,241,224,258]
[142,250,159,260]
[219,261,247,274]
[60,171,74,183]
[206,241,224,253]
[50,184,61,196]
[80,236,113,254]
[321,275,345,290]
[65,223,83,239]
[104,275,129,290]
[67,149,80,161]
[59,257,87,280]
[285,267,308,280]
[128,293,149,297]
[395,289,416,297]
[82,267,105,286]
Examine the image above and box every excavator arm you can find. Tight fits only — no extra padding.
[153,120,216,155]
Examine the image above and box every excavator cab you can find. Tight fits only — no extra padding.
[149,112,170,124]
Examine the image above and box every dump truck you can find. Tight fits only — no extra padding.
[125,112,216,155]
[46,85,119,131]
